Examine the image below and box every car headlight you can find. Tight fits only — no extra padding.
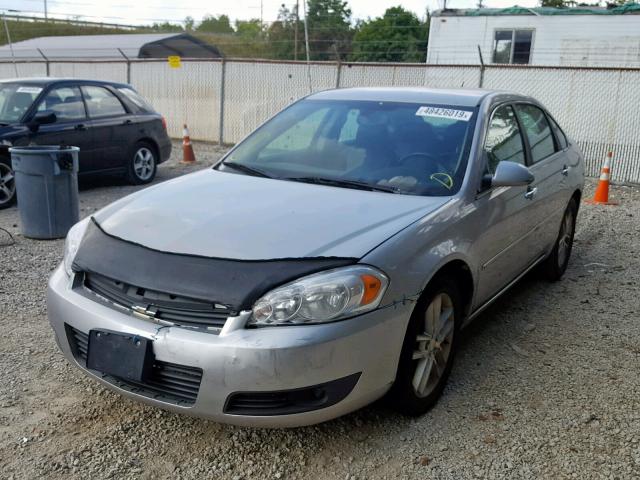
[63,218,90,277]
[248,265,389,326]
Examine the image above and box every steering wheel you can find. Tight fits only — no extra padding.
[397,152,447,173]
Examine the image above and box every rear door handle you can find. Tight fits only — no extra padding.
[524,187,538,200]
[74,124,87,131]
[561,165,569,176]
[123,119,133,125]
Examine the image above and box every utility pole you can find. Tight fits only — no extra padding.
[294,0,299,61]
[260,0,263,32]
[303,0,312,92]
[44,0,48,20]
[2,14,18,77]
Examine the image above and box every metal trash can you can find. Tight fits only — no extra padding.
[9,146,80,239]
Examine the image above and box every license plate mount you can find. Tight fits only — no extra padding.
[87,330,154,382]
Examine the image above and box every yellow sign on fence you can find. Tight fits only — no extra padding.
[167,56,182,68]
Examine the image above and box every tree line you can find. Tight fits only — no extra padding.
[151,1,430,63]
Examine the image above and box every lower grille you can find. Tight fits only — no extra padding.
[65,324,203,406]
[224,373,361,416]
[83,272,233,330]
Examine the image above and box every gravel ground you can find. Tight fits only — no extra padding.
[1,141,639,480]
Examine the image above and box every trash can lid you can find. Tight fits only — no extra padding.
[9,145,80,154]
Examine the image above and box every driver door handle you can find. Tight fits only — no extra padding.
[561,165,569,176]
[524,186,538,200]
[74,124,87,131]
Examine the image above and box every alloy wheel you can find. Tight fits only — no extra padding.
[133,147,155,181]
[0,163,16,206]
[412,292,455,398]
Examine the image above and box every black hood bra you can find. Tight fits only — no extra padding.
[72,218,357,311]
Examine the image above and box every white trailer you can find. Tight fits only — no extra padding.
[427,6,640,67]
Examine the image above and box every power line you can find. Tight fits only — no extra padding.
[17,0,248,11]
[0,4,430,25]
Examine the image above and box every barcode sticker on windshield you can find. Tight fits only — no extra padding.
[416,106,473,122]
[16,86,42,95]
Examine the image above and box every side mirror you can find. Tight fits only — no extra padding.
[486,161,534,188]
[28,111,57,132]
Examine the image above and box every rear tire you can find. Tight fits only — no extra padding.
[388,277,461,416]
[125,141,157,185]
[0,159,16,210]
[542,198,577,281]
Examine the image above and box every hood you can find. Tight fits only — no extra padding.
[94,169,450,260]
[0,125,29,146]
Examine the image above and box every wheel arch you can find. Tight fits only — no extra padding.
[0,146,10,165]
[134,137,160,159]
[421,258,475,319]
[571,188,582,209]
[0,150,16,209]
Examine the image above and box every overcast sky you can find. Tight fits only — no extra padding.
[5,0,539,25]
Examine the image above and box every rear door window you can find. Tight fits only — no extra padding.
[515,104,557,163]
[37,86,86,122]
[484,105,526,173]
[81,86,127,118]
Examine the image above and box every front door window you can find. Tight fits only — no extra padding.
[37,86,86,122]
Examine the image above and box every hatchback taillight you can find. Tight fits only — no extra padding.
[161,117,167,131]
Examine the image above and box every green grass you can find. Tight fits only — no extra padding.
[0,18,146,46]
[0,18,271,59]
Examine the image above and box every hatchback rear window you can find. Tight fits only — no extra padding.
[224,99,477,196]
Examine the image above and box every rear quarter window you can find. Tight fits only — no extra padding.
[548,115,568,150]
[117,87,154,112]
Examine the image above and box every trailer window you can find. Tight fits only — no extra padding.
[493,30,533,64]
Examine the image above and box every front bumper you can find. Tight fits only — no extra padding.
[47,265,409,427]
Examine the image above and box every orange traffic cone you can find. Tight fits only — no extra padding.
[586,151,618,205]
[181,124,196,164]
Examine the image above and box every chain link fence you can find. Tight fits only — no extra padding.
[3,58,640,183]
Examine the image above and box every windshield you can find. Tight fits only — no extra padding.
[0,84,42,124]
[220,99,477,196]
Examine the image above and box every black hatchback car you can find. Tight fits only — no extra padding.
[0,78,172,209]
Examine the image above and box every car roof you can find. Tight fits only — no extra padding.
[0,77,130,89]
[307,87,521,107]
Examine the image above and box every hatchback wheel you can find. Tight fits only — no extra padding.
[126,142,157,185]
[542,198,577,281]
[389,278,461,416]
[0,161,16,210]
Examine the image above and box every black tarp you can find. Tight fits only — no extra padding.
[138,34,222,59]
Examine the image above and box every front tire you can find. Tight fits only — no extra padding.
[542,198,577,281]
[389,277,461,416]
[0,160,16,210]
[125,142,157,185]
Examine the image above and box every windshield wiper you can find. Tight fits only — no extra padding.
[220,161,273,178]
[284,176,399,193]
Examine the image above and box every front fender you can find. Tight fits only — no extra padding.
[361,197,478,318]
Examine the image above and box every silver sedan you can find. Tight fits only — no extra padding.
[48,88,584,427]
